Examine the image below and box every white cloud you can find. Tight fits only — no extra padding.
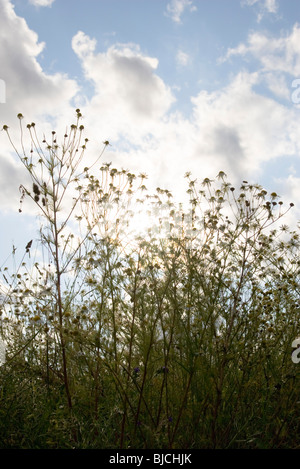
[242,0,279,22]
[190,70,299,179]
[244,0,278,13]
[0,152,32,212]
[28,0,55,6]
[165,0,197,24]
[221,24,300,102]
[221,24,300,82]
[263,72,290,100]
[71,32,175,141]
[264,0,278,13]
[273,174,300,228]
[176,49,190,66]
[0,0,78,120]
[71,30,97,58]
[0,0,78,211]
[243,0,259,5]
[1,0,299,238]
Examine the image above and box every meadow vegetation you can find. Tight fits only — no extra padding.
[0,110,299,448]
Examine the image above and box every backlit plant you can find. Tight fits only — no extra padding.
[0,111,299,449]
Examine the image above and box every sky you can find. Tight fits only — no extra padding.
[0,0,300,266]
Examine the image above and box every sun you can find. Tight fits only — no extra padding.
[113,197,171,248]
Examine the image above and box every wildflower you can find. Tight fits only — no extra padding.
[202,177,213,187]
[156,366,169,375]
[134,367,140,374]
[216,171,227,180]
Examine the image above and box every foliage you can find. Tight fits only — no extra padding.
[0,111,299,449]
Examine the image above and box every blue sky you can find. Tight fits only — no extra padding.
[0,0,300,266]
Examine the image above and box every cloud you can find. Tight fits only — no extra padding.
[1,0,299,236]
[224,26,300,75]
[71,31,175,140]
[176,49,190,66]
[220,24,300,103]
[190,70,299,180]
[0,0,78,121]
[28,0,55,6]
[0,0,78,211]
[0,152,32,212]
[71,30,97,58]
[263,72,290,100]
[264,0,279,13]
[243,0,278,13]
[165,0,197,24]
[242,0,279,22]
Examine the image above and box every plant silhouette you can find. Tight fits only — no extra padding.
[0,110,299,449]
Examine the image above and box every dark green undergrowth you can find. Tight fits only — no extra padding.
[0,111,299,449]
